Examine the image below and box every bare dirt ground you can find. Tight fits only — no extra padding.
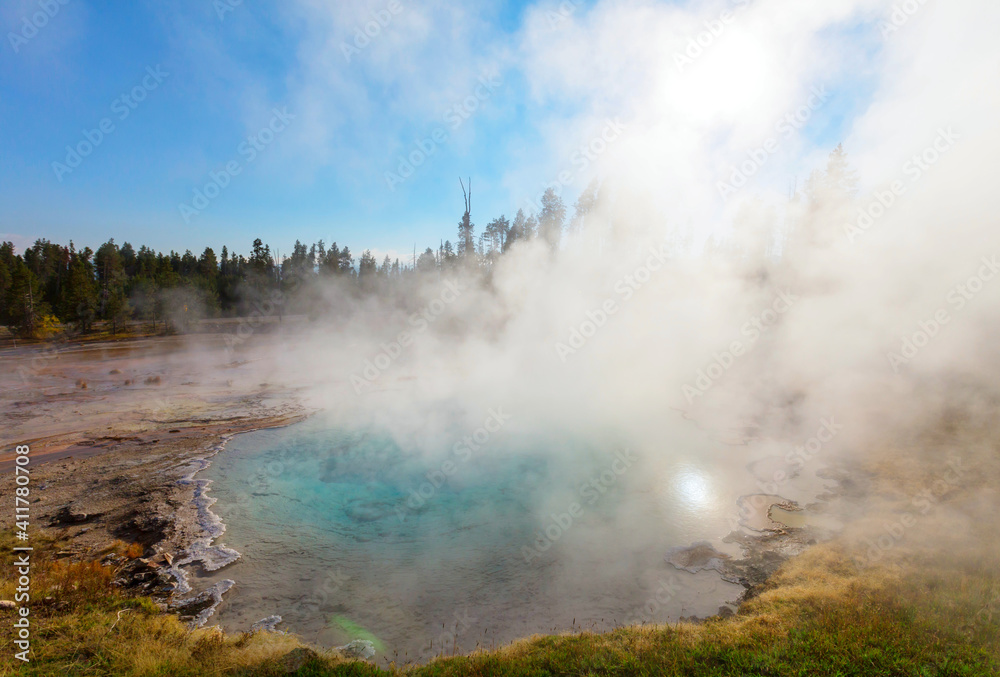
[0,334,306,587]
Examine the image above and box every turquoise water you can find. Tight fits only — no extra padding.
[200,415,742,665]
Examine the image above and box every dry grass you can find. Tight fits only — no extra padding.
[0,535,362,677]
[2,531,996,677]
[123,543,144,560]
[2,431,998,676]
[412,540,998,677]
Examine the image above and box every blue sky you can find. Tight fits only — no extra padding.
[0,0,878,262]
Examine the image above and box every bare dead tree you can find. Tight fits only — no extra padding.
[459,177,471,215]
[458,177,474,257]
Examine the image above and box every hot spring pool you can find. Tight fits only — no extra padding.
[197,414,744,664]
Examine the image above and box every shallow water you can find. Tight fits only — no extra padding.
[199,415,745,665]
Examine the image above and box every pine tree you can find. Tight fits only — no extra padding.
[507,209,527,250]
[570,179,599,233]
[538,188,566,249]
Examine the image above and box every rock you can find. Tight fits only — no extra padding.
[102,553,125,566]
[169,580,235,627]
[148,552,173,567]
[718,529,816,598]
[736,494,801,532]
[337,639,376,661]
[113,557,176,596]
[249,615,283,633]
[51,506,97,526]
[717,605,736,618]
[665,541,731,574]
[113,512,170,546]
[279,647,319,673]
[0,600,16,610]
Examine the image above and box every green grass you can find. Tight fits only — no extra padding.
[5,437,1000,677]
[397,551,998,677]
[2,534,997,677]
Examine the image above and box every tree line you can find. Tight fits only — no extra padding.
[0,183,594,338]
[0,144,861,339]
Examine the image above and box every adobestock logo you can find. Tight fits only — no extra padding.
[179,107,295,223]
[556,244,669,363]
[621,576,682,627]
[754,418,843,495]
[395,407,512,522]
[384,72,503,192]
[222,291,286,357]
[52,66,169,182]
[523,118,626,212]
[673,0,751,73]
[887,255,999,374]
[352,280,463,393]
[340,0,405,62]
[846,127,959,244]
[717,86,829,200]
[682,289,798,403]
[521,449,638,563]
[879,0,931,39]
[543,0,580,30]
[854,457,964,568]
[213,0,244,21]
[7,0,71,54]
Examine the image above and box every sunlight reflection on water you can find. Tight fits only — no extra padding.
[199,415,744,665]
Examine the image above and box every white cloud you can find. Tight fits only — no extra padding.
[274,0,512,178]
[508,0,896,233]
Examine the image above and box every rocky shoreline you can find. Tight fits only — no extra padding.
[665,466,860,615]
[5,414,308,623]
[0,335,311,630]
